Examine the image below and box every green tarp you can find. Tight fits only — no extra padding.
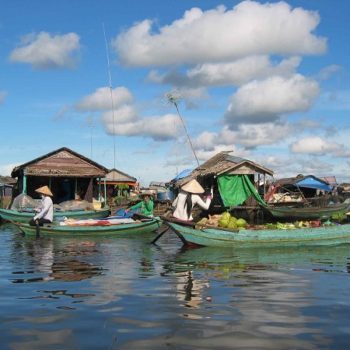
[218,174,266,207]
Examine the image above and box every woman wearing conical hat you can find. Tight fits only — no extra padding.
[29,185,54,226]
[126,191,154,217]
[172,179,212,221]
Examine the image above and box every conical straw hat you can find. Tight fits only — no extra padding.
[181,179,204,194]
[140,190,154,197]
[35,185,53,197]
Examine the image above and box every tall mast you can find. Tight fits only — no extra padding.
[103,23,116,169]
[167,93,200,167]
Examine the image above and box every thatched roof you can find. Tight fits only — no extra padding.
[11,147,108,178]
[175,151,274,185]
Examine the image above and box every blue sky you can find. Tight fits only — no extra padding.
[1,0,350,186]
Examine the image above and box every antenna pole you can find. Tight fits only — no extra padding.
[103,23,116,169]
[169,96,199,166]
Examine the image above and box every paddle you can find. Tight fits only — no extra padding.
[35,220,40,239]
[126,213,169,244]
[150,225,170,244]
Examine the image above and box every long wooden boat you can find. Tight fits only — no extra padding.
[175,244,350,270]
[265,201,350,220]
[0,207,111,224]
[13,216,161,237]
[163,218,350,248]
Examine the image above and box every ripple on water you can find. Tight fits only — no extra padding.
[2,224,350,349]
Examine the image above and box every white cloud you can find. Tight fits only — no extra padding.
[0,91,7,104]
[0,163,16,176]
[317,64,342,80]
[188,56,301,86]
[260,154,334,179]
[75,87,133,111]
[10,32,80,69]
[193,123,294,151]
[149,56,301,88]
[196,146,251,162]
[225,74,320,125]
[290,136,345,155]
[113,1,326,66]
[102,105,138,124]
[103,114,182,141]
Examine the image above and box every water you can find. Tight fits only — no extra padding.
[1,222,350,349]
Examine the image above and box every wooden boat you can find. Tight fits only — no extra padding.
[175,244,350,270]
[13,216,161,237]
[0,207,111,224]
[265,201,350,220]
[163,218,350,248]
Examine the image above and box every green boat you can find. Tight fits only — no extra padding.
[174,244,350,270]
[13,217,161,237]
[0,207,111,224]
[163,218,350,248]
[265,201,350,220]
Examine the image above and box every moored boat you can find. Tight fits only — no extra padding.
[265,201,350,220]
[0,207,111,224]
[163,218,350,248]
[13,216,161,237]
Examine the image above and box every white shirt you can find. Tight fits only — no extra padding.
[34,196,54,222]
[172,190,211,221]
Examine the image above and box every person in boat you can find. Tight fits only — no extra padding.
[29,186,54,226]
[126,191,154,217]
[172,179,212,221]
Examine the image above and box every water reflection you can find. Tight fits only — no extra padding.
[148,244,350,349]
[10,237,104,284]
[2,224,350,350]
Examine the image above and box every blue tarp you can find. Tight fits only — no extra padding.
[295,177,332,191]
[172,169,193,181]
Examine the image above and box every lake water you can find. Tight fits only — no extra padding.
[1,222,350,349]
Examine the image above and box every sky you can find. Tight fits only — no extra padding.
[1,0,350,186]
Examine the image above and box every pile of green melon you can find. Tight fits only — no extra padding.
[218,212,247,229]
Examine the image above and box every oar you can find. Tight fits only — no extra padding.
[35,220,40,239]
[151,225,170,244]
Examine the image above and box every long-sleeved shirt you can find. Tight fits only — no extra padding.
[33,196,54,222]
[172,191,211,221]
[130,199,154,216]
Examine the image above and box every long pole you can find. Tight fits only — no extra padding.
[171,98,200,167]
[103,23,116,169]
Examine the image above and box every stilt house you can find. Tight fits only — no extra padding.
[11,147,109,204]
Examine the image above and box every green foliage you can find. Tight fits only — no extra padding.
[331,212,347,223]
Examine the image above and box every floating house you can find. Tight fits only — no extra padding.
[265,174,334,204]
[99,168,138,204]
[172,151,274,220]
[11,147,109,204]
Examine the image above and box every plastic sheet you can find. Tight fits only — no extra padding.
[57,200,94,211]
[11,194,39,211]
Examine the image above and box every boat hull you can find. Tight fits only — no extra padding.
[266,202,349,220]
[15,219,161,237]
[166,221,350,248]
[0,207,110,224]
